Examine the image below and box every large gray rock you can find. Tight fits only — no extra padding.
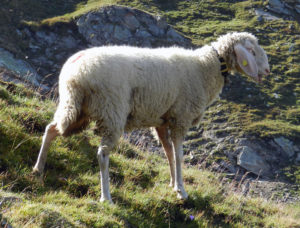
[237,146,271,177]
[0,48,49,91]
[268,0,291,15]
[77,5,192,48]
[266,0,300,19]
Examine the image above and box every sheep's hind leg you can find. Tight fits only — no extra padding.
[171,130,188,200]
[97,132,121,204]
[33,123,59,180]
[155,126,175,187]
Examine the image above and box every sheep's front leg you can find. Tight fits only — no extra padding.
[171,131,188,199]
[33,123,59,177]
[97,134,120,204]
[155,126,175,187]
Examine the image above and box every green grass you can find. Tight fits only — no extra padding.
[0,81,300,227]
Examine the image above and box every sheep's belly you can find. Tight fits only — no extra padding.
[125,114,165,131]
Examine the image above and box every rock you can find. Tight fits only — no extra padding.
[296,4,300,13]
[237,146,271,176]
[113,25,132,41]
[123,13,140,31]
[255,9,280,21]
[219,160,237,173]
[274,137,295,158]
[0,48,48,91]
[266,0,300,19]
[77,5,192,48]
[268,0,292,15]
[135,29,152,39]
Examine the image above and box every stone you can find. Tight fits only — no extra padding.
[237,146,271,176]
[123,13,140,31]
[156,16,168,30]
[77,5,192,48]
[135,29,152,39]
[0,48,48,90]
[148,24,164,36]
[274,137,295,158]
[255,9,280,21]
[166,28,185,42]
[268,0,292,15]
[60,35,78,49]
[113,25,132,41]
[296,4,300,13]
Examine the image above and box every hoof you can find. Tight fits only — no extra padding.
[169,181,175,188]
[100,197,113,204]
[174,186,188,200]
[32,168,44,184]
[177,191,188,200]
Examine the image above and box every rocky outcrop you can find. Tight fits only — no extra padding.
[0,48,49,92]
[237,146,271,177]
[77,6,191,48]
[267,0,300,17]
[256,0,300,21]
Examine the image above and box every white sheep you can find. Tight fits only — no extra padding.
[33,32,270,203]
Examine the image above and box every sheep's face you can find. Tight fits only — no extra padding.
[234,39,270,83]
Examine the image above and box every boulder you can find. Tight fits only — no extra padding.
[237,146,271,177]
[266,0,300,19]
[77,5,192,48]
[0,48,49,91]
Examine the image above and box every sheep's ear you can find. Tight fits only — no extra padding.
[234,43,258,78]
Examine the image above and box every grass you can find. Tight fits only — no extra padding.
[0,81,300,227]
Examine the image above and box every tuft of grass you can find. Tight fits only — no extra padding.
[245,119,300,140]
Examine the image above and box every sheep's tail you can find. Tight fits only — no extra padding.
[53,81,85,136]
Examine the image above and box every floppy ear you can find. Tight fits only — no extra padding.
[234,43,258,78]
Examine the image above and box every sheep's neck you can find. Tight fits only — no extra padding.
[212,47,229,85]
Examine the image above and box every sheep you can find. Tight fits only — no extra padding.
[33,32,270,204]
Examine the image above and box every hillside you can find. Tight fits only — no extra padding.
[0,80,299,228]
[0,0,300,227]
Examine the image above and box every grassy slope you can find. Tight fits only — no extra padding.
[0,81,299,227]
[0,0,300,227]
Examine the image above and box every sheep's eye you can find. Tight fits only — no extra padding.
[251,50,256,56]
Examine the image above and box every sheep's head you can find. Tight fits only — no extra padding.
[215,32,270,83]
[233,38,270,83]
